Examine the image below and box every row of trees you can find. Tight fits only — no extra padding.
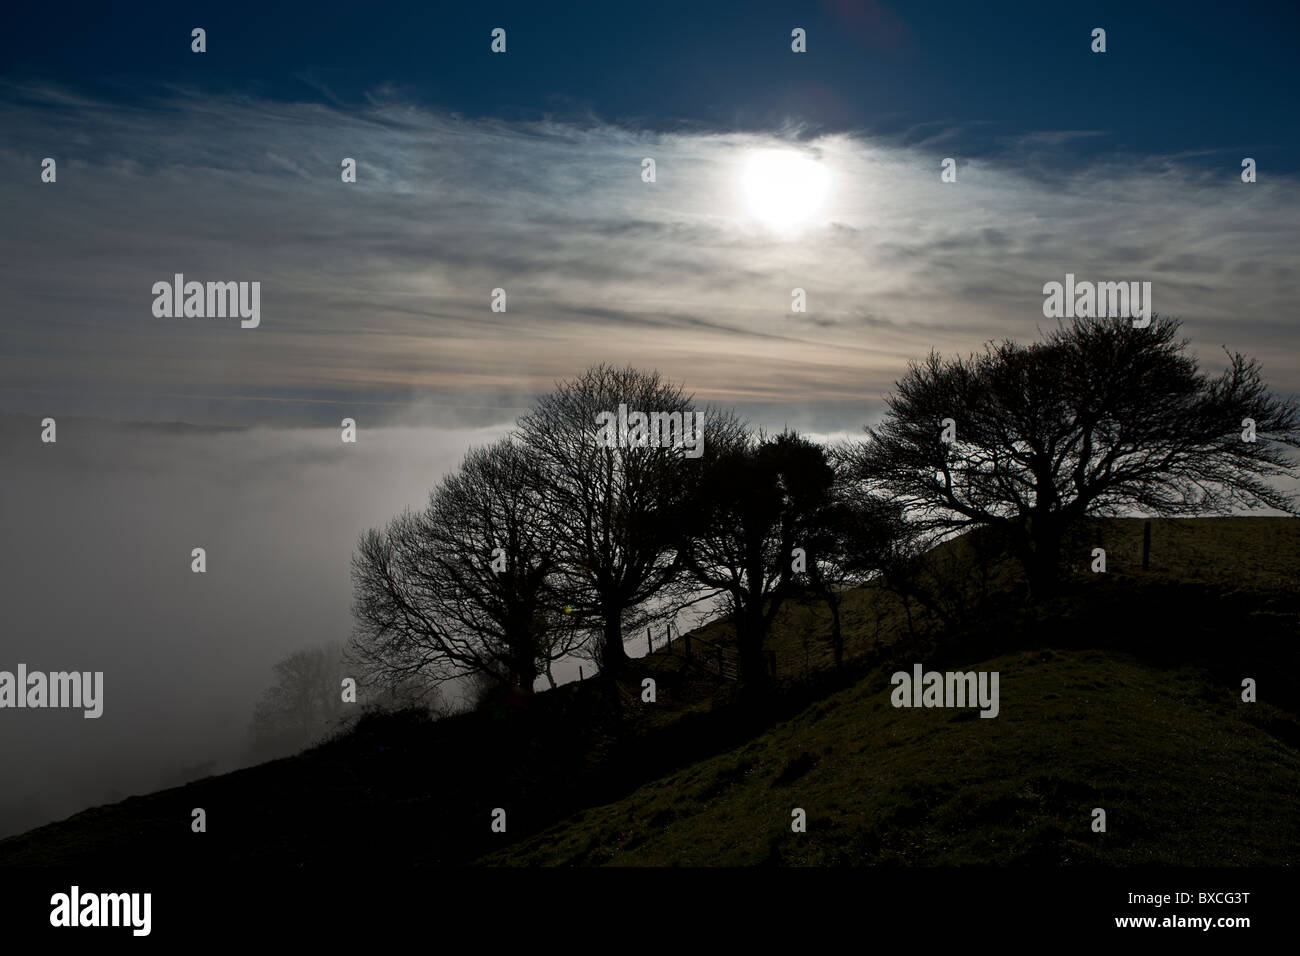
[349,316,1299,697]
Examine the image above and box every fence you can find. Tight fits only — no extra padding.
[677,631,775,683]
[581,625,773,684]
[641,622,777,683]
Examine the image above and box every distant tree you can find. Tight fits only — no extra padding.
[249,644,345,759]
[249,643,443,761]
[517,364,744,673]
[846,316,1300,598]
[680,430,836,691]
[350,437,582,696]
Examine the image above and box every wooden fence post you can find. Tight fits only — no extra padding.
[579,666,584,682]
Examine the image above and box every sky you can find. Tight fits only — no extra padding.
[2,0,1298,430]
[1,0,1298,838]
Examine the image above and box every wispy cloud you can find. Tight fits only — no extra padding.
[2,83,1297,428]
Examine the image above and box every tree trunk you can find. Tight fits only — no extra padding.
[829,596,843,669]
[737,603,771,693]
[510,648,537,696]
[602,611,629,672]
[1025,521,1063,601]
[505,620,539,694]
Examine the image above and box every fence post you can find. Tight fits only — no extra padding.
[1142,520,1151,570]
[647,628,653,654]
[579,666,584,682]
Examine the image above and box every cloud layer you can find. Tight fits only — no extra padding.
[2,85,1296,431]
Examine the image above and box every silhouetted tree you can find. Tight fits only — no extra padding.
[847,315,1300,598]
[681,430,836,691]
[517,364,743,673]
[350,438,581,695]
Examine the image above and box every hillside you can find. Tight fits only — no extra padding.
[483,647,1300,865]
[2,516,1296,867]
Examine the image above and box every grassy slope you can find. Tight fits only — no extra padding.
[2,517,1296,866]
[484,517,1300,866]
[484,648,1300,866]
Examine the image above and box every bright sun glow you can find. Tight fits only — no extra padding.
[740,149,831,231]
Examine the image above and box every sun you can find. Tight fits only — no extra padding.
[739,149,831,231]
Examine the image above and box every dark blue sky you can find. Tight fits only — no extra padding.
[6,0,1299,169]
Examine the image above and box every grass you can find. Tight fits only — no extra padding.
[482,648,1300,866]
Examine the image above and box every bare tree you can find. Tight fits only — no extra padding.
[350,437,582,695]
[248,643,443,762]
[249,644,347,760]
[846,315,1300,598]
[517,364,743,673]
